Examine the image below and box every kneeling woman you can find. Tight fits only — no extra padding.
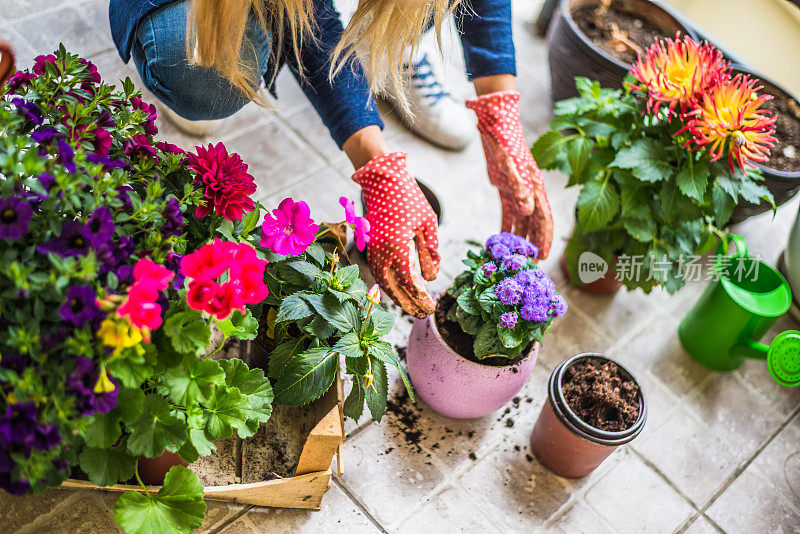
[109,0,553,317]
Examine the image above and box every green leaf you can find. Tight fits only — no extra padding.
[268,338,306,379]
[712,182,736,226]
[162,356,225,405]
[127,395,188,458]
[241,208,261,236]
[456,288,480,315]
[368,308,395,336]
[333,332,365,359]
[531,131,576,169]
[333,264,359,288]
[611,139,672,182]
[287,260,325,279]
[343,382,365,421]
[305,243,326,266]
[78,443,137,486]
[219,359,274,438]
[577,175,620,232]
[163,311,212,356]
[497,324,524,349]
[217,310,259,341]
[477,288,500,314]
[456,306,482,335]
[370,340,414,402]
[84,387,145,448]
[566,136,595,178]
[276,292,314,323]
[739,179,771,204]
[676,160,710,202]
[473,322,509,360]
[364,358,388,422]
[273,347,337,406]
[114,466,206,534]
[621,216,656,242]
[205,386,250,440]
[303,293,362,333]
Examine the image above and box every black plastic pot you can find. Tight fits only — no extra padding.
[546,0,695,102]
[727,67,800,224]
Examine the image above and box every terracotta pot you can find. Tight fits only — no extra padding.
[406,311,538,419]
[0,40,15,87]
[137,450,188,485]
[559,249,622,294]
[547,0,694,102]
[530,353,647,478]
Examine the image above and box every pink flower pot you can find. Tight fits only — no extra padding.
[406,313,538,419]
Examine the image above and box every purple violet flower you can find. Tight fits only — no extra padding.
[161,197,184,238]
[166,252,185,291]
[499,311,518,329]
[56,138,76,173]
[11,97,42,125]
[0,197,33,240]
[496,278,522,305]
[123,134,157,159]
[85,207,115,248]
[37,221,91,257]
[30,127,61,146]
[59,285,101,327]
[66,357,118,416]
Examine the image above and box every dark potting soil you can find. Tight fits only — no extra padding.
[762,94,800,173]
[562,357,640,432]
[573,3,667,64]
[434,293,527,367]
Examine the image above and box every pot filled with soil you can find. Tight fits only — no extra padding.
[728,67,800,224]
[530,353,647,478]
[406,293,539,419]
[547,0,694,102]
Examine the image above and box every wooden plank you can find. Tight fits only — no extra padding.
[295,405,344,475]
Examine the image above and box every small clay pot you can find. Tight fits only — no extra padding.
[559,250,622,294]
[406,307,537,419]
[530,353,646,478]
[137,450,188,485]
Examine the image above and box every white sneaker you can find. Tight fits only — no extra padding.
[160,105,222,138]
[381,52,474,151]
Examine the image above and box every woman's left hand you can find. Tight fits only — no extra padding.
[467,90,553,259]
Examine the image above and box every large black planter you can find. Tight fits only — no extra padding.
[728,67,800,224]
[546,0,695,103]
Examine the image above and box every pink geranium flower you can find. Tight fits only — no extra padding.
[133,258,174,292]
[339,197,370,251]
[188,143,256,222]
[117,258,174,335]
[260,198,318,256]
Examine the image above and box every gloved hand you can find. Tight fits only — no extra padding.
[353,152,440,318]
[466,90,553,259]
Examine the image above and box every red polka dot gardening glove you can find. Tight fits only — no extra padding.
[466,90,554,259]
[353,152,440,318]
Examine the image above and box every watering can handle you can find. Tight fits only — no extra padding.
[715,234,748,259]
[0,40,15,87]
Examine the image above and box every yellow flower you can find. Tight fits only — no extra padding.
[685,74,777,172]
[93,367,116,394]
[630,34,728,115]
[98,316,143,355]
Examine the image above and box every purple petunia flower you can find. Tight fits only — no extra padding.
[56,138,76,173]
[30,127,61,146]
[123,134,158,159]
[37,221,91,257]
[161,197,184,238]
[96,109,115,128]
[0,196,33,240]
[481,262,497,275]
[116,186,133,210]
[86,153,126,171]
[0,354,27,374]
[501,254,526,271]
[5,71,37,93]
[490,243,511,260]
[496,278,522,305]
[520,303,550,322]
[550,294,568,317]
[66,357,118,416]
[59,285,101,327]
[11,97,42,126]
[166,251,185,291]
[85,206,115,248]
[499,311,518,329]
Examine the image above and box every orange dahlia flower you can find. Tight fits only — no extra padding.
[630,34,729,115]
[684,74,777,172]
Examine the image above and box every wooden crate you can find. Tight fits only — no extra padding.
[62,375,345,510]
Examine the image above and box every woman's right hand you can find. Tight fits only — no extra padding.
[353,152,440,318]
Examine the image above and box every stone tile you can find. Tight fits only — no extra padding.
[750,413,800,507]
[218,481,378,533]
[0,487,73,530]
[634,407,740,506]
[16,7,112,58]
[283,106,345,164]
[684,515,724,534]
[217,101,276,141]
[0,0,57,21]
[198,500,249,533]
[225,119,326,196]
[78,0,112,41]
[262,166,360,224]
[706,469,800,534]
[336,421,445,526]
[0,23,37,70]
[546,500,615,534]
[584,451,694,533]
[393,485,500,533]
[689,372,787,461]
[458,422,574,531]
[16,491,121,534]
[268,67,312,116]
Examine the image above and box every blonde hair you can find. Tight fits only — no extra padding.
[187,0,460,108]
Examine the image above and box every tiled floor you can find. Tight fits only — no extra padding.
[2,1,800,533]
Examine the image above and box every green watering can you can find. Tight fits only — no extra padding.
[678,235,800,387]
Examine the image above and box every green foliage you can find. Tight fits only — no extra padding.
[531,77,774,293]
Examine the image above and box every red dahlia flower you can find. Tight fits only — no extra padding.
[188,143,256,222]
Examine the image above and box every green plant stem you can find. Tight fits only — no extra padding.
[134,458,151,498]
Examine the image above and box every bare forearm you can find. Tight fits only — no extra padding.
[473,74,517,96]
[342,125,391,169]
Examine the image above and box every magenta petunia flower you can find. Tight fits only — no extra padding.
[0,197,33,240]
[339,196,370,251]
[261,198,318,256]
[188,143,256,222]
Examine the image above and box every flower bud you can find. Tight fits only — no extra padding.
[367,284,381,305]
[363,372,374,389]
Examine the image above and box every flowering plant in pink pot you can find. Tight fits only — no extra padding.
[406,232,567,418]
